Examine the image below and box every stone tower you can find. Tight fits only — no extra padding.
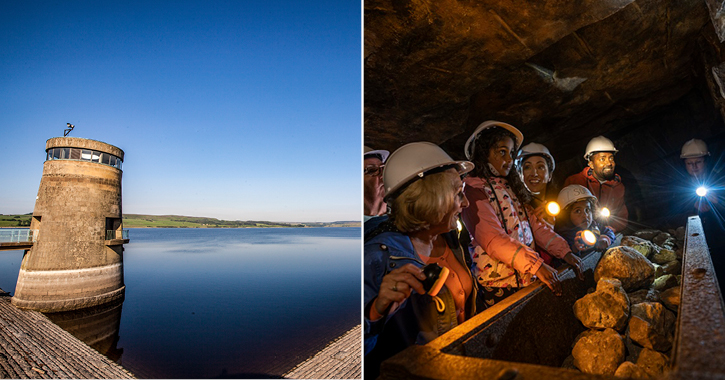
[12,137,128,312]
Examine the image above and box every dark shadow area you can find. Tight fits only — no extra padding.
[214,369,285,379]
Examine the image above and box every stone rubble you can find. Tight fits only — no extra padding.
[572,328,625,376]
[659,286,680,312]
[614,361,653,379]
[621,235,660,258]
[569,226,682,378]
[652,232,674,248]
[633,229,661,242]
[629,302,676,351]
[573,278,630,332]
[636,348,669,377]
[661,260,682,276]
[651,249,678,265]
[652,274,679,291]
[628,288,660,306]
[594,246,655,292]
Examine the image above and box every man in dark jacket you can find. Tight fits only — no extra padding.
[564,136,629,233]
[680,139,725,289]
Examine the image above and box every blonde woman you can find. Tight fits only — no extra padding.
[364,142,476,378]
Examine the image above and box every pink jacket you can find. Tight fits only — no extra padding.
[462,176,572,287]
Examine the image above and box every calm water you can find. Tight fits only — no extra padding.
[0,227,361,379]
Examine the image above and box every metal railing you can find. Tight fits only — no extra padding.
[105,229,129,240]
[0,229,39,243]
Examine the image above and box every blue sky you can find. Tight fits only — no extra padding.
[0,1,361,222]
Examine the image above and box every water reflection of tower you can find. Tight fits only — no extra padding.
[45,298,125,363]
[12,137,129,312]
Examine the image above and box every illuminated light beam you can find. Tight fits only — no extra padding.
[600,207,611,218]
[546,202,560,216]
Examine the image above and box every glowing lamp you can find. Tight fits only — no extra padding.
[546,201,560,216]
[600,207,611,218]
[696,186,708,197]
[582,230,597,245]
[457,219,463,232]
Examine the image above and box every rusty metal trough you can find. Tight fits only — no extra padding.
[378,216,725,380]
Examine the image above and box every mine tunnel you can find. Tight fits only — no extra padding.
[364,0,725,379]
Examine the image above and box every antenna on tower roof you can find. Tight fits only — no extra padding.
[64,123,75,137]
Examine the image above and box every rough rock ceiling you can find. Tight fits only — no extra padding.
[364,0,714,161]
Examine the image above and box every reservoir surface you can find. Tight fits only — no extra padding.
[0,227,361,378]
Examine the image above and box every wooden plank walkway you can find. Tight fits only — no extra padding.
[0,292,135,379]
[283,324,361,379]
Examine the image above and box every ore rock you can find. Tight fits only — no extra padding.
[633,229,661,241]
[653,232,673,247]
[660,237,678,250]
[661,260,681,276]
[653,274,679,291]
[628,288,660,306]
[651,249,677,265]
[595,246,655,292]
[614,361,653,379]
[573,278,630,332]
[622,235,659,258]
[637,348,669,376]
[628,302,676,352]
[572,328,625,376]
[659,286,680,312]
[674,226,685,241]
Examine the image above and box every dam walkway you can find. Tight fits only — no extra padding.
[0,228,35,251]
[283,324,361,379]
[0,291,135,379]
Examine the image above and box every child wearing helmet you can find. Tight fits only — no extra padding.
[554,185,616,254]
[461,121,584,308]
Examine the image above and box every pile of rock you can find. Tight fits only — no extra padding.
[567,228,683,378]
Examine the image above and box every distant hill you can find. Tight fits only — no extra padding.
[0,214,360,228]
[122,214,360,228]
[0,214,32,227]
[298,221,360,228]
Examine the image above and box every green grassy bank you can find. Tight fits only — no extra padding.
[0,214,360,228]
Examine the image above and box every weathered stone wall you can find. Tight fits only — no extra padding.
[13,138,126,312]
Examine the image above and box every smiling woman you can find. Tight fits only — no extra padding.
[517,142,558,227]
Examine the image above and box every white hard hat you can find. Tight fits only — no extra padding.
[464,120,524,160]
[517,142,555,172]
[557,185,597,210]
[383,142,474,201]
[364,146,390,163]
[680,139,709,159]
[584,136,618,160]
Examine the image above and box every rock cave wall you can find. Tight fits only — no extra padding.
[365,0,725,229]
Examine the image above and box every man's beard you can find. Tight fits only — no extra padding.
[601,168,615,180]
